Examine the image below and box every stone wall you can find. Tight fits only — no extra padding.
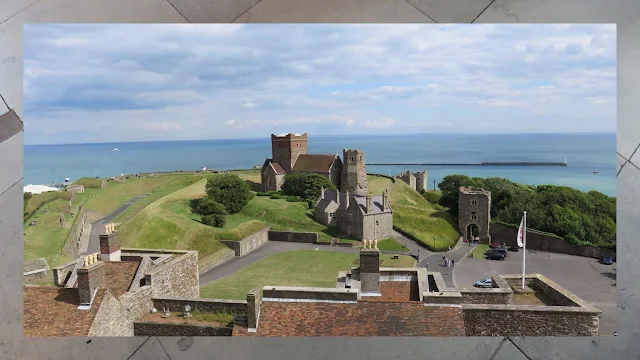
[262,286,360,302]
[220,228,269,257]
[490,223,615,259]
[268,230,318,243]
[463,305,600,336]
[134,322,233,336]
[146,251,199,299]
[119,285,154,321]
[199,249,235,274]
[89,290,134,336]
[362,212,393,241]
[52,260,77,286]
[153,297,247,314]
[23,270,50,284]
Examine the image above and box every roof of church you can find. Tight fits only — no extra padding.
[292,154,337,173]
[262,158,286,175]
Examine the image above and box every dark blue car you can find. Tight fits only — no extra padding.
[601,256,613,265]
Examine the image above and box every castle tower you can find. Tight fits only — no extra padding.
[415,170,428,193]
[341,149,368,196]
[271,133,308,173]
[458,186,492,244]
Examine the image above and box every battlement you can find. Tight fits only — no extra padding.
[271,133,308,140]
[460,186,490,195]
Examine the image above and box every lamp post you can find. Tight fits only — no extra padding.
[417,249,420,267]
[433,236,437,251]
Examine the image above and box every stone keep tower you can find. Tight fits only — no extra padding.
[458,186,491,243]
[415,170,428,193]
[271,133,308,172]
[341,149,368,196]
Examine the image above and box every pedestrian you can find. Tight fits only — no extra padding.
[448,246,451,252]
[451,259,455,267]
[425,261,429,269]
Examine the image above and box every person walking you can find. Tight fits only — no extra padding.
[451,259,455,267]
[425,261,429,269]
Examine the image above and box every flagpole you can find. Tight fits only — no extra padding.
[522,211,527,290]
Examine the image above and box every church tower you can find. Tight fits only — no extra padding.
[341,149,368,196]
[271,133,308,172]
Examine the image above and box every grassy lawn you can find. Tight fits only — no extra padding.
[200,250,358,299]
[367,175,393,195]
[24,191,72,221]
[390,181,459,251]
[23,198,73,267]
[471,244,490,259]
[374,238,410,252]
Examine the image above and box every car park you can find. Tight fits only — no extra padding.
[486,248,508,257]
[508,245,519,252]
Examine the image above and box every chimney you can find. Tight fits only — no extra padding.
[359,248,380,294]
[77,252,105,306]
[382,188,389,210]
[99,223,121,261]
[246,288,262,332]
[336,189,340,207]
[320,186,325,199]
[344,190,350,209]
[366,195,373,214]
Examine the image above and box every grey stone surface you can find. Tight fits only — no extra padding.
[129,337,171,360]
[458,187,491,243]
[165,0,259,22]
[493,339,528,360]
[0,2,638,360]
[405,0,494,22]
[0,0,37,23]
[617,153,626,174]
[0,133,23,194]
[234,0,435,23]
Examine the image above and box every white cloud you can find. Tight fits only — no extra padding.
[22,24,616,144]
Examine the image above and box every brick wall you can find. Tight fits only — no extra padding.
[490,223,614,259]
[268,230,318,243]
[133,322,232,336]
[146,252,199,299]
[220,228,269,257]
[89,291,134,336]
[463,305,600,336]
[153,297,247,314]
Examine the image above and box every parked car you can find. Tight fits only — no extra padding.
[474,279,493,288]
[600,256,613,265]
[486,252,505,261]
[486,248,508,257]
[508,245,519,252]
[489,243,502,248]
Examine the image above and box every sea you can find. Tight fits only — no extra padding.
[24,133,616,197]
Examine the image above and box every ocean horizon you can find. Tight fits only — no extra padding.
[24,133,616,197]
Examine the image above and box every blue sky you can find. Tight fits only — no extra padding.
[23,24,616,145]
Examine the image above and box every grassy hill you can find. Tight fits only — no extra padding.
[390,180,459,251]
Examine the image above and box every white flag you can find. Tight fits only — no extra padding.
[517,216,524,248]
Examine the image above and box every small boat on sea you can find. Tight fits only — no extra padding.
[593,170,599,174]
[113,148,120,152]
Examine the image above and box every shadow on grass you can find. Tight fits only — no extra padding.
[244,180,260,192]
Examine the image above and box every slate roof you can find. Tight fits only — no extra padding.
[353,195,388,214]
[262,158,286,175]
[316,189,339,211]
[292,154,337,173]
[23,286,107,336]
[248,301,465,336]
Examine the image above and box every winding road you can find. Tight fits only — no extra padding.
[83,194,150,255]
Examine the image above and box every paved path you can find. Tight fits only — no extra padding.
[199,242,359,285]
[391,229,433,259]
[422,244,474,287]
[84,194,149,255]
[454,249,617,335]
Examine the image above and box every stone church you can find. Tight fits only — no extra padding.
[260,133,368,196]
[314,186,393,241]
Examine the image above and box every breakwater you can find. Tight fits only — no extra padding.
[368,162,568,167]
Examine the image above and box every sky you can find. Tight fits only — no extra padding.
[23,24,616,145]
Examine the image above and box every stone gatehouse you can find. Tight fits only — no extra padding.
[398,170,427,193]
[314,187,393,241]
[458,186,491,243]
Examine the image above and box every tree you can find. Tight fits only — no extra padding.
[190,196,228,216]
[281,173,336,201]
[204,174,254,214]
[202,214,226,227]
